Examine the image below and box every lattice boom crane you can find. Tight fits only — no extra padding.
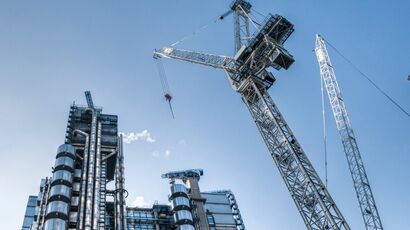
[154,1,350,229]
[315,34,383,230]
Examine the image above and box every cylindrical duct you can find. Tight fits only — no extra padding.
[76,129,89,230]
[169,183,194,227]
[46,201,69,217]
[44,218,67,230]
[85,113,98,230]
[92,122,102,229]
[179,224,195,230]
[44,144,75,230]
[49,185,71,202]
[172,197,190,211]
[174,210,194,225]
[170,183,189,199]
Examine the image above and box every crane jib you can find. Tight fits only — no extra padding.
[153,1,351,229]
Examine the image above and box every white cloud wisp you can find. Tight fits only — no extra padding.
[132,196,150,208]
[120,130,155,144]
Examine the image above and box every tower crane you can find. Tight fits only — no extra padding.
[154,0,350,230]
[315,34,383,230]
[153,1,350,229]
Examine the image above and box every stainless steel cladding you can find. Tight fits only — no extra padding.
[72,182,81,193]
[44,144,75,230]
[43,218,67,230]
[74,169,82,178]
[52,170,73,185]
[169,183,194,227]
[172,196,190,211]
[174,210,194,224]
[54,156,75,170]
[179,224,196,230]
[49,184,71,201]
[57,144,76,158]
[46,201,69,217]
[69,212,78,223]
[71,196,79,207]
[92,122,102,229]
[170,183,188,199]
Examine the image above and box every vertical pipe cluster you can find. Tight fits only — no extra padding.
[44,144,76,230]
[115,134,127,230]
[76,110,102,229]
[77,130,90,230]
[84,112,98,230]
[169,182,194,230]
[93,122,102,229]
[120,136,128,230]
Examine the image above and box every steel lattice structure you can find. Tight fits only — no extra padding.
[154,1,350,229]
[315,34,383,230]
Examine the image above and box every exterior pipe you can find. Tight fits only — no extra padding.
[85,112,98,230]
[74,129,89,230]
[115,144,122,230]
[120,135,127,230]
[92,122,102,229]
[115,134,127,230]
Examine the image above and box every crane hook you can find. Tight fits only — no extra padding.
[164,93,175,119]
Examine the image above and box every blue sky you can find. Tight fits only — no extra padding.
[0,0,409,229]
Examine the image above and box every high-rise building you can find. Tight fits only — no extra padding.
[22,196,38,230]
[22,92,245,230]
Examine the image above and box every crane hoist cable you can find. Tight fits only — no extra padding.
[323,38,410,118]
[170,10,232,47]
[155,10,233,119]
[155,58,175,119]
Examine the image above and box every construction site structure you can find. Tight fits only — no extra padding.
[154,1,350,229]
[23,91,128,230]
[315,34,383,230]
[21,92,246,230]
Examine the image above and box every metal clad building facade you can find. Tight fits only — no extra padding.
[22,196,38,230]
[202,191,245,230]
[21,92,245,230]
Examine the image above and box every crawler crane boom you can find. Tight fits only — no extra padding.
[154,1,350,229]
[315,34,383,230]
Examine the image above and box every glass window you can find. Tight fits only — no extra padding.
[22,216,34,227]
[27,196,37,206]
[24,207,36,216]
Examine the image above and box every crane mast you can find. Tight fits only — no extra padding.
[154,1,350,229]
[233,0,251,51]
[315,34,383,230]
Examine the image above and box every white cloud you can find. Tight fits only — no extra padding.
[132,196,150,208]
[152,151,160,158]
[120,130,155,144]
[151,150,171,158]
[178,139,186,145]
[165,149,171,157]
